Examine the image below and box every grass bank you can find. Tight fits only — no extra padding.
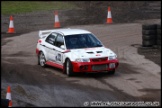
[1,1,78,15]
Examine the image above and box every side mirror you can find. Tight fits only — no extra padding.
[60,45,65,50]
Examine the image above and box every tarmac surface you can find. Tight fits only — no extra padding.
[1,1,161,107]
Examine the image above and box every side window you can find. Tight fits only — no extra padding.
[54,34,64,48]
[45,33,57,45]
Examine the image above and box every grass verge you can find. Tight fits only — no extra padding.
[1,1,78,15]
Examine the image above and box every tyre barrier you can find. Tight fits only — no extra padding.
[1,99,9,107]
[157,40,161,45]
[142,30,157,35]
[157,29,161,35]
[142,24,157,47]
[142,40,156,47]
[157,34,161,40]
[156,24,161,49]
[142,35,156,40]
[157,24,161,29]
[142,24,157,30]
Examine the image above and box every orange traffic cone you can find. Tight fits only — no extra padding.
[8,16,15,33]
[6,86,12,107]
[106,6,113,24]
[54,11,61,28]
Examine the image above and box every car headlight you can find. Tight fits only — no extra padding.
[108,55,117,60]
[75,58,90,62]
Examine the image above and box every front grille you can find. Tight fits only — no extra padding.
[91,57,108,62]
[92,64,108,71]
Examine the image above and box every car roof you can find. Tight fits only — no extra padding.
[51,28,91,36]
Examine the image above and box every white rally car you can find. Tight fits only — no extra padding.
[36,28,119,76]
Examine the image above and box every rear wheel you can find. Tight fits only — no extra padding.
[39,52,46,67]
[65,59,74,77]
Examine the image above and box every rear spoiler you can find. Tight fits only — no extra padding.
[39,30,54,38]
[39,28,71,38]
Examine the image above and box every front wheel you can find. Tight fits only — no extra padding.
[38,52,46,67]
[65,59,74,77]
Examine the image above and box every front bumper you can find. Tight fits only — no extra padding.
[71,59,119,72]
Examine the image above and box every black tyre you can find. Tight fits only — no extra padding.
[157,29,161,35]
[142,40,155,47]
[142,30,157,35]
[38,53,40,65]
[153,45,159,49]
[157,24,161,29]
[157,40,161,45]
[142,35,156,40]
[157,34,161,39]
[38,52,46,67]
[158,45,161,50]
[142,24,157,30]
[65,59,74,77]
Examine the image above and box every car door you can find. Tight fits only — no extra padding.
[53,34,65,65]
[45,33,57,61]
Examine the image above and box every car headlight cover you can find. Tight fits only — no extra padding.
[108,55,117,60]
[75,58,90,62]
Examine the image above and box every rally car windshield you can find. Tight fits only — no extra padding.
[65,34,103,49]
